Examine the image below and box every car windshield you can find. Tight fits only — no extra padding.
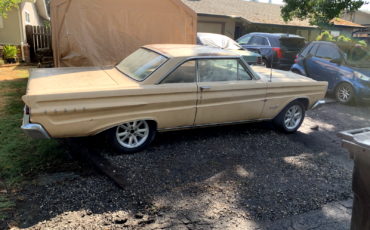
[116,48,168,81]
[337,43,370,68]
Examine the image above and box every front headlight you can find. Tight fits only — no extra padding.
[354,71,370,81]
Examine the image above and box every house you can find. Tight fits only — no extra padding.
[0,0,49,62]
[340,10,370,39]
[181,0,364,41]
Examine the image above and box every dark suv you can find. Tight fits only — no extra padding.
[236,33,306,70]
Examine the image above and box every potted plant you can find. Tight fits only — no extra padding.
[3,45,18,64]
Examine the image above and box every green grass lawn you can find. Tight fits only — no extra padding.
[0,68,65,217]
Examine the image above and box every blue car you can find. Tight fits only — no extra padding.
[290,41,370,104]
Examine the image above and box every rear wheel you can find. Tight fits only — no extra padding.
[335,83,354,105]
[273,100,305,133]
[106,120,156,154]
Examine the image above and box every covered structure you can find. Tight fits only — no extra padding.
[50,0,197,67]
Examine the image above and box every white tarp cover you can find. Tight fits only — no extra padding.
[50,0,197,67]
[197,33,242,50]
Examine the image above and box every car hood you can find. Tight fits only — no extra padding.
[350,67,370,77]
[252,66,316,83]
[230,49,260,62]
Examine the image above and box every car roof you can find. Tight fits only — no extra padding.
[248,32,304,39]
[143,44,240,58]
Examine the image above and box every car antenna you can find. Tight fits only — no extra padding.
[269,49,273,82]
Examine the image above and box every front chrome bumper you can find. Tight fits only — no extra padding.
[311,100,325,110]
[21,106,50,139]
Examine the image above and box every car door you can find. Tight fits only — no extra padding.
[156,60,198,128]
[194,58,267,125]
[311,44,341,90]
[302,43,319,80]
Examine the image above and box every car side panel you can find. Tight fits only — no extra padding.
[194,80,267,125]
[26,84,198,138]
[260,82,328,119]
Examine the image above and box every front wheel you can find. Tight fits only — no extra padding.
[335,83,354,105]
[106,120,156,154]
[272,101,305,133]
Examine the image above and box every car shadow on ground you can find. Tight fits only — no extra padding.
[10,111,356,229]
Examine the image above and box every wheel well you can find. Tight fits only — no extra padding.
[296,98,309,110]
[146,120,158,130]
[291,69,300,74]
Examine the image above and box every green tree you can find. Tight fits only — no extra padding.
[281,0,367,26]
[0,0,22,18]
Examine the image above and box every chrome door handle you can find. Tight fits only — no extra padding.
[200,86,211,90]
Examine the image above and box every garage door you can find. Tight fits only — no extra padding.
[197,22,222,34]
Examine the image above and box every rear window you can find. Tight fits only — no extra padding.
[279,38,306,49]
[116,48,168,81]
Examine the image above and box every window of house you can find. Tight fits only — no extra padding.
[321,30,341,37]
[160,61,196,84]
[25,10,30,24]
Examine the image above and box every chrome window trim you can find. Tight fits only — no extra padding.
[156,56,258,84]
[115,47,169,82]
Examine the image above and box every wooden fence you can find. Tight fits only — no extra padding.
[25,25,52,63]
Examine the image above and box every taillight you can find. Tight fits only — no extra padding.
[25,105,30,115]
[273,47,284,59]
[294,54,298,63]
[257,56,262,65]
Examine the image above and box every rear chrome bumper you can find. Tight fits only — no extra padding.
[21,107,50,139]
[311,100,325,110]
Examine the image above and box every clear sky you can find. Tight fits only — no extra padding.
[250,0,370,11]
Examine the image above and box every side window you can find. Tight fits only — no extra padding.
[238,35,252,45]
[301,43,314,58]
[161,61,196,84]
[238,62,252,80]
[315,44,341,60]
[250,36,266,46]
[199,59,238,82]
[308,44,319,57]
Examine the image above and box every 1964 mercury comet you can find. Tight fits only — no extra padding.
[22,44,327,153]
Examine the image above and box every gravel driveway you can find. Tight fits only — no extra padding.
[2,98,370,230]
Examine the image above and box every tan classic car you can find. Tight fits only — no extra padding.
[22,44,327,153]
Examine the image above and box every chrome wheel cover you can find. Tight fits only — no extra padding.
[116,120,149,148]
[284,105,302,130]
[337,84,351,102]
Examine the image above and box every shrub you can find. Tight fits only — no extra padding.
[358,40,368,48]
[3,45,18,59]
[316,31,333,41]
[337,35,352,42]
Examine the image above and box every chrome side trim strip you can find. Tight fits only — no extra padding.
[157,119,271,132]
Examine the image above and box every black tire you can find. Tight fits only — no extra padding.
[335,82,354,105]
[272,100,305,133]
[106,120,156,154]
[262,59,270,68]
[291,69,301,75]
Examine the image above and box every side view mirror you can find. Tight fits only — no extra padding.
[330,58,342,65]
